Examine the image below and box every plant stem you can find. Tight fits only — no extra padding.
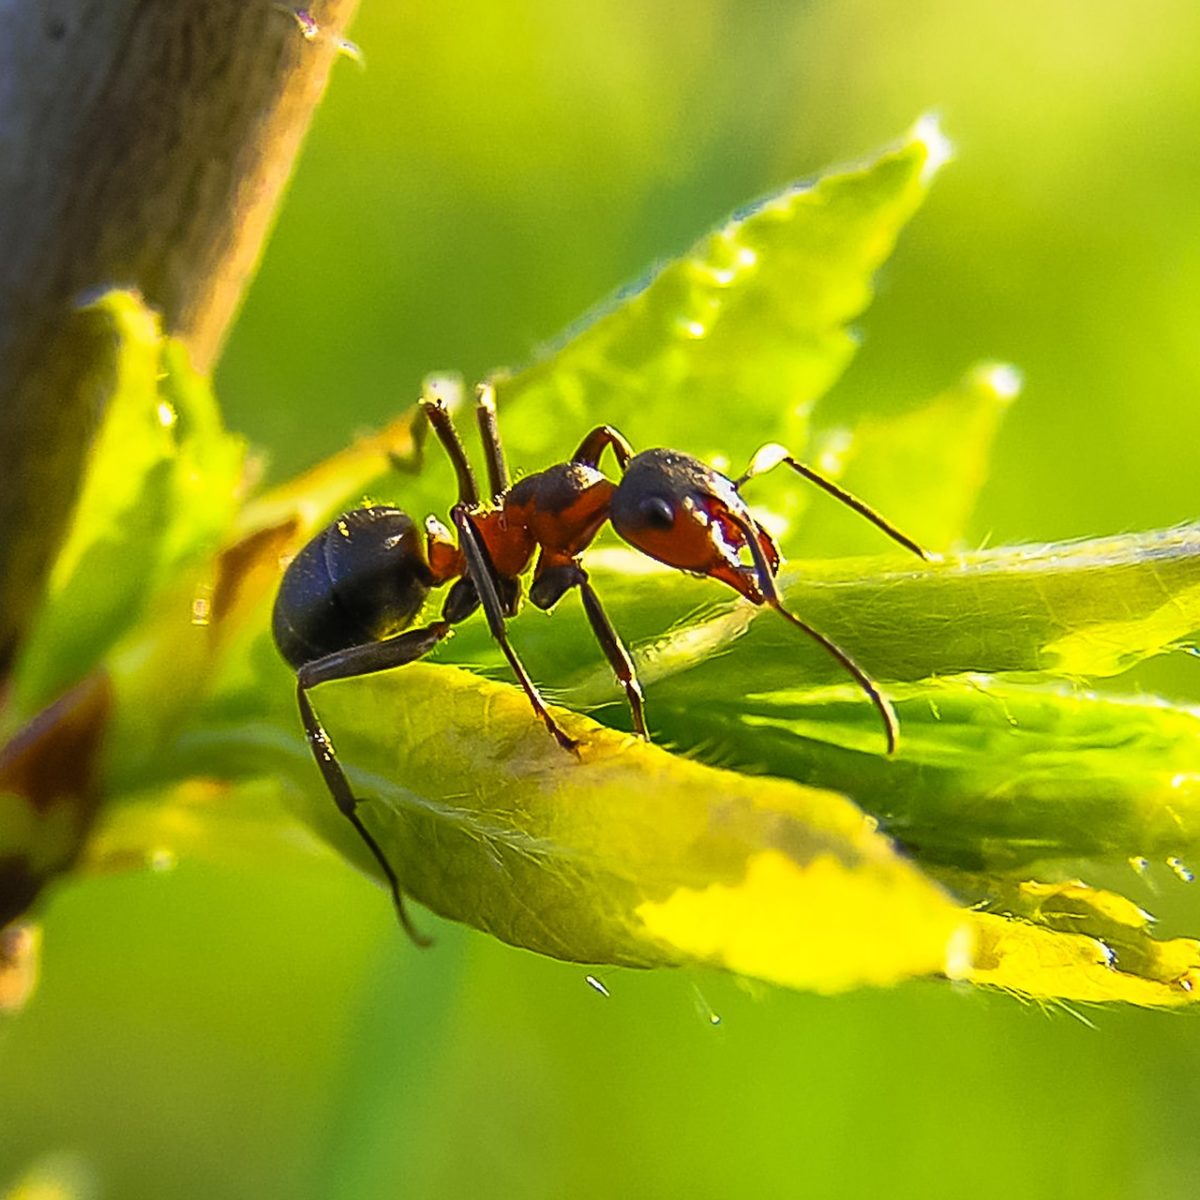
[0,0,360,669]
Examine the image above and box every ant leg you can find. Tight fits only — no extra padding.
[452,509,578,751]
[296,620,454,944]
[726,511,900,755]
[474,381,510,500]
[736,444,930,562]
[529,560,646,739]
[577,574,648,739]
[420,393,480,507]
[572,426,634,472]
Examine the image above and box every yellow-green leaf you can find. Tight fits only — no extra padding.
[495,117,950,469]
[182,663,970,992]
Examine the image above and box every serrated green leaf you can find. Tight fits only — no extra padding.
[495,117,948,470]
[795,362,1019,557]
[176,652,1200,1005]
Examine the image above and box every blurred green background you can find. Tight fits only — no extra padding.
[5,3,1200,1197]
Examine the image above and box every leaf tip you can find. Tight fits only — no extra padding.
[973,360,1023,403]
[912,112,954,184]
[72,286,162,348]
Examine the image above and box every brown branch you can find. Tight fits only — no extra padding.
[0,0,360,669]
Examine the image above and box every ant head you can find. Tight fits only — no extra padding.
[609,449,779,601]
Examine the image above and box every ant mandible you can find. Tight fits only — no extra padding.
[272,383,930,941]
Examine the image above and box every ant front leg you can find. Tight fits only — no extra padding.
[529,560,648,739]
[452,508,578,751]
[474,381,510,500]
[420,391,481,507]
[736,444,930,562]
[578,577,648,738]
[296,621,454,945]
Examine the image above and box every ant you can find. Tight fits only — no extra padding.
[272,383,930,941]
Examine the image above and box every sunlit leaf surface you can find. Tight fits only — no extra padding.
[182,664,970,991]
[9,130,1200,1009]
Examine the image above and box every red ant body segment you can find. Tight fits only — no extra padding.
[273,384,929,939]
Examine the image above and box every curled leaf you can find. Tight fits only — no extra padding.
[642,676,1200,873]
[968,910,1199,1007]
[591,523,1200,708]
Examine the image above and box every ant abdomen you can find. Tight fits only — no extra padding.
[272,506,435,670]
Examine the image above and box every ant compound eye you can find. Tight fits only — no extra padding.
[640,495,676,530]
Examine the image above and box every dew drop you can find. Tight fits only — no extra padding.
[980,362,1022,401]
[149,848,177,873]
[914,112,954,182]
[691,984,722,1028]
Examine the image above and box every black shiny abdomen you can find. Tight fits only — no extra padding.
[272,507,434,670]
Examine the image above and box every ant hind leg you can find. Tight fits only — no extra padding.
[296,621,455,944]
[528,560,648,740]
[577,575,648,739]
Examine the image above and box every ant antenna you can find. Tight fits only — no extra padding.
[728,510,900,754]
[737,443,930,562]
